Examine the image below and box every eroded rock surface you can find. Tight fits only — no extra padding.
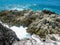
[27,14,60,38]
[0,9,34,26]
[0,9,60,45]
[0,9,60,38]
[12,34,60,45]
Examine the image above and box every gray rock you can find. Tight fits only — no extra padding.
[12,34,60,45]
[0,23,19,45]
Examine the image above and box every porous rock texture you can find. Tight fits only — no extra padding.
[0,9,34,26]
[27,13,60,38]
[0,9,60,38]
[0,9,60,45]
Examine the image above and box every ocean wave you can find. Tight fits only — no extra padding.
[0,4,60,14]
[29,4,60,14]
[0,4,31,11]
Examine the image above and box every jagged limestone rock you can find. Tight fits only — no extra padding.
[0,9,34,26]
[27,14,60,38]
[0,9,60,39]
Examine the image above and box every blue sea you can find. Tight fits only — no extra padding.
[0,0,60,14]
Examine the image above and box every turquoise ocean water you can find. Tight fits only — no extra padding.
[0,0,60,14]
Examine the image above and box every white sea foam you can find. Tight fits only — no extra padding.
[9,7,24,11]
[33,4,37,6]
[0,4,30,11]
[10,26,30,39]
[0,21,30,39]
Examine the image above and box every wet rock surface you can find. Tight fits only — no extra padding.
[12,34,60,45]
[0,9,60,45]
[0,23,19,45]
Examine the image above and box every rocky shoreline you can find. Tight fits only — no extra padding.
[0,9,60,45]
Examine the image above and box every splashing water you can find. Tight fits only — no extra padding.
[0,21,31,39]
[10,26,30,39]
